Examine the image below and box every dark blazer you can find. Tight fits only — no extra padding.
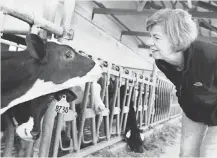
[156,39,217,126]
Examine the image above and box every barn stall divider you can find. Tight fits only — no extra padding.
[0,1,182,157]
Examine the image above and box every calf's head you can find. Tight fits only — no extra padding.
[26,34,96,84]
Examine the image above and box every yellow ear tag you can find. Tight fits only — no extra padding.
[55,95,69,114]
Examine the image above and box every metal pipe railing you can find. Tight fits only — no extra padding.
[0,38,26,49]
[0,3,63,36]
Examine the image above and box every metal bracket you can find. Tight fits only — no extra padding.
[55,27,74,41]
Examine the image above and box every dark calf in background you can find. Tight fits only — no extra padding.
[108,78,145,153]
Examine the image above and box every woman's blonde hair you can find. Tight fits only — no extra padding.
[146,8,198,52]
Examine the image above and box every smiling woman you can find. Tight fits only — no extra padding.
[145,8,217,158]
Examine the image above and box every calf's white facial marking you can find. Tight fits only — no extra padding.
[92,81,106,113]
[140,133,145,141]
[16,117,34,141]
[126,130,131,138]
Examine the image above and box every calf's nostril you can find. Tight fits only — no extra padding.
[30,131,40,140]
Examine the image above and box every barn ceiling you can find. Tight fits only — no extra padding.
[92,0,217,48]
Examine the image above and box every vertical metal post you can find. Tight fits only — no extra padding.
[119,80,128,132]
[147,63,157,126]
[139,83,144,128]
[122,85,133,132]
[116,87,120,135]
[77,82,91,150]
[39,101,57,157]
[32,134,42,157]
[52,113,64,157]
[70,101,78,152]
[25,142,34,157]
[109,77,119,134]
[39,0,59,39]
[159,80,163,121]
[90,83,97,145]
[3,114,15,157]
[58,0,75,43]
[96,76,106,140]
[105,77,110,140]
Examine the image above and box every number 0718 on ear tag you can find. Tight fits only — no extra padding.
[55,95,69,114]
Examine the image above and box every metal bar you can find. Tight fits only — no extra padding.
[92,8,217,19]
[109,77,119,134]
[2,114,15,157]
[116,87,121,135]
[120,29,217,44]
[70,102,78,152]
[162,81,166,121]
[90,83,97,145]
[25,142,34,157]
[39,0,59,39]
[121,30,149,37]
[187,0,192,9]
[162,82,167,120]
[138,83,143,128]
[147,63,157,126]
[197,1,217,12]
[0,11,6,37]
[96,76,107,140]
[154,80,160,123]
[138,44,150,49]
[77,82,91,150]
[198,20,217,34]
[157,80,162,122]
[145,1,163,10]
[93,8,156,16]
[32,134,42,157]
[2,33,26,45]
[52,113,64,157]
[1,28,30,35]
[1,3,64,36]
[146,85,150,125]
[167,85,173,119]
[122,85,133,132]
[0,38,26,49]
[39,101,57,157]
[61,137,123,157]
[105,76,110,140]
[58,0,75,42]
[141,84,148,126]
[165,83,170,119]
[119,80,128,132]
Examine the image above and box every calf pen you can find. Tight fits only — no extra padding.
[0,2,182,157]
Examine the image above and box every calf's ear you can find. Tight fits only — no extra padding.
[25,34,47,61]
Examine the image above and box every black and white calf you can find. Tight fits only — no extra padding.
[1,33,102,141]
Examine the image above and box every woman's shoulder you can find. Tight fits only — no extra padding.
[192,38,217,60]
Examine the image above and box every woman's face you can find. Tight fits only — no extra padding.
[148,24,174,60]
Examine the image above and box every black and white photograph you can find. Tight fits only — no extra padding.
[0,0,217,157]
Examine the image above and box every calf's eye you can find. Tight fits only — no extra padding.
[65,51,73,58]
